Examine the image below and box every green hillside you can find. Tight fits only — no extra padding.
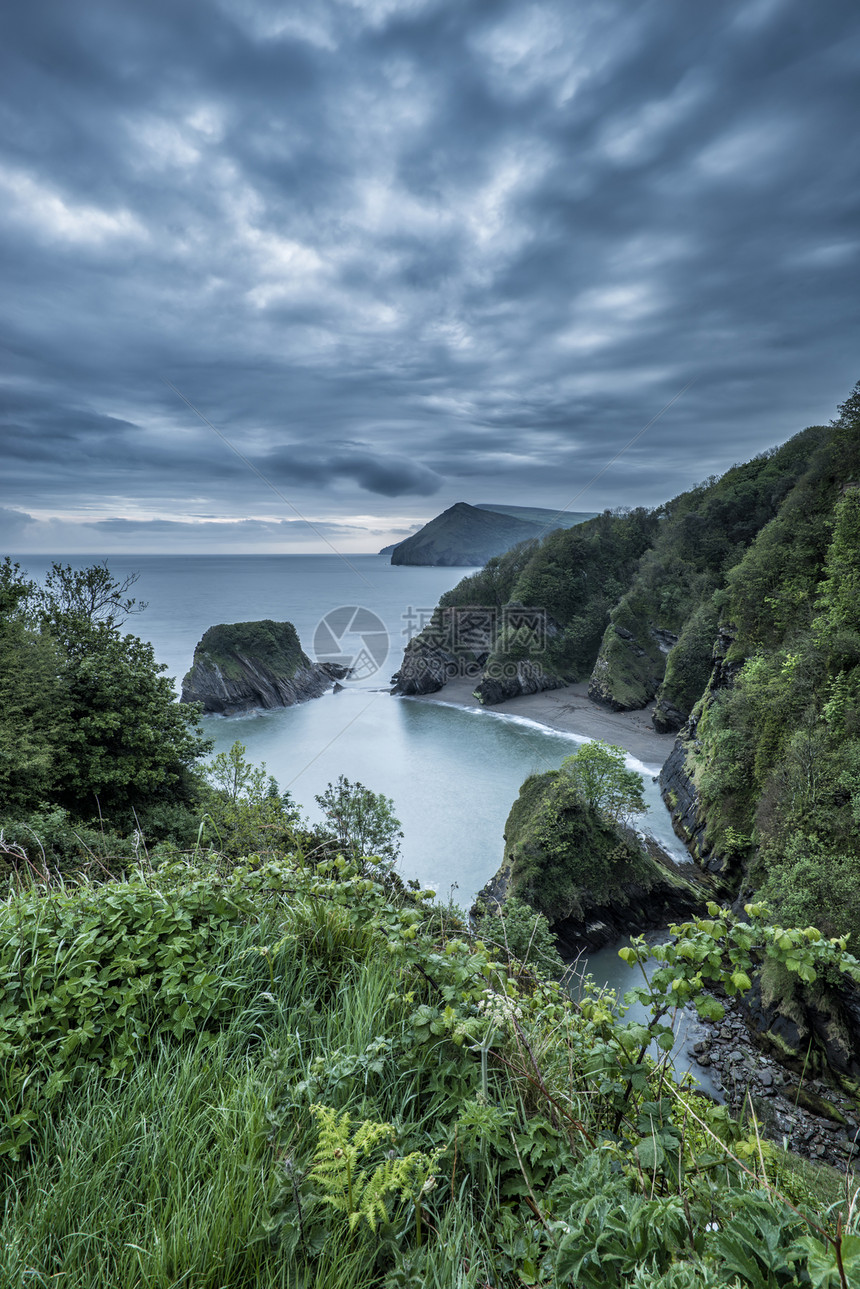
[474,502,597,527]
[400,382,860,950]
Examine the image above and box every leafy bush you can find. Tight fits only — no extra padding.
[315,774,403,866]
[2,853,858,1287]
[472,895,566,977]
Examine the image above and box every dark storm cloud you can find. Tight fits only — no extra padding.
[262,444,442,496]
[1,0,858,547]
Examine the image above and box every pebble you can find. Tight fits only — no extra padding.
[687,990,860,1167]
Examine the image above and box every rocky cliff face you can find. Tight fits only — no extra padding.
[391,603,566,704]
[588,622,678,713]
[473,658,565,705]
[391,606,491,695]
[658,624,741,880]
[181,620,348,715]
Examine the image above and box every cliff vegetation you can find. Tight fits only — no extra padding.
[4,844,860,1288]
[4,559,860,1283]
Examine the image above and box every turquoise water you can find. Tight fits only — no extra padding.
[19,552,711,1087]
[18,552,686,902]
[202,687,681,903]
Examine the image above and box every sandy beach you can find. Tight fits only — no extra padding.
[409,678,675,767]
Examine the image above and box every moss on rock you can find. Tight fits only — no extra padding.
[502,770,655,923]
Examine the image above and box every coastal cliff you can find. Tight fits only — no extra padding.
[181,619,347,715]
[388,501,595,567]
[475,767,710,955]
[391,602,567,703]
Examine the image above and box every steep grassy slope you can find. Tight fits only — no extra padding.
[3,852,857,1288]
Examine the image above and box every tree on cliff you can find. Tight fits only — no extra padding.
[560,740,646,825]
[202,740,301,858]
[0,559,60,812]
[315,775,403,865]
[0,558,210,823]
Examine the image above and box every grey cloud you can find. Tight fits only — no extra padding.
[261,445,443,497]
[93,517,360,536]
[0,506,35,538]
[0,0,858,546]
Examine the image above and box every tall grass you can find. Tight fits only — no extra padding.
[4,861,858,1289]
[0,896,498,1289]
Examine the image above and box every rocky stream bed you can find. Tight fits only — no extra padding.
[685,996,860,1169]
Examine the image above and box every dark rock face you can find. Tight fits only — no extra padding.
[659,737,714,865]
[739,977,860,1086]
[652,699,686,733]
[474,843,707,957]
[686,993,860,1166]
[181,620,348,715]
[658,624,743,878]
[587,653,632,711]
[548,873,704,956]
[391,603,566,704]
[391,605,491,695]
[473,658,565,705]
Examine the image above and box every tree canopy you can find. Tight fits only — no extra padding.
[0,559,210,824]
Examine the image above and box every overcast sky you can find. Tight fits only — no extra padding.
[1,0,858,554]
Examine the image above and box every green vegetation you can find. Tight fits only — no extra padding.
[471,894,567,979]
[5,547,860,1284]
[685,389,860,944]
[560,739,646,823]
[185,618,307,684]
[502,767,655,922]
[406,381,860,952]
[464,506,658,683]
[0,559,210,822]
[2,851,860,1288]
[425,413,834,722]
[315,775,404,866]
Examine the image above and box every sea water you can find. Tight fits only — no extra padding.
[17,552,713,1089]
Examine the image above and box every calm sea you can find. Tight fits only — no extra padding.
[16,553,687,900]
[17,551,712,1088]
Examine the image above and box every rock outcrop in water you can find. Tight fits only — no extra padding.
[181,620,348,715]
[475,768,711,955]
